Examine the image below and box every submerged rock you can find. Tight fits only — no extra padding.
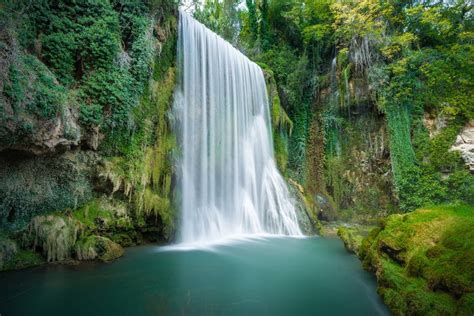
[23,215,83,262]
[75,235,123,262]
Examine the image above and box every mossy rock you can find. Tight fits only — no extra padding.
[337,225,376,255]
[73,198,136,233]
[75,235,124,262]
[109,232,140,247]
[457,293,474,316]
[1,231,45,271]
[0,236,18,270]
[23,214,83,262]
[287,179,320,235]
[3,249,45,271]
[0,151,95,230]
[359,205,474,315]
[338,227,362,255]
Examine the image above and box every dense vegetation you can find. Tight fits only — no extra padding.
[0,0,178,269]
[192,0,473,216]
[339,205,474,315]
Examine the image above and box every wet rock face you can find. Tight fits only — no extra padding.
[0,150,96,228]
[287,179,320,235]
[23,215,83,262]
[451,120,474,171]
[315,194,338,222]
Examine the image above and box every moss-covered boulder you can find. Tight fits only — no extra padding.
[359,205,474,315]
[337,225,375,255]
[73,198,132,232]
[72,198,142,246]
[22,214,83,262]
[75,235,123,262]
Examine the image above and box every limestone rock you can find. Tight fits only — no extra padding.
[0,104,81,155]
[450,120,474,171]
[75,235,124,262]
[315,193,338,222]
[287,179,320,235]
[423,113,447,138]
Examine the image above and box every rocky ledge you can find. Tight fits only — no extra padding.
[338,205,474,315]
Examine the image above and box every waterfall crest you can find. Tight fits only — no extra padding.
[174,11,302,243]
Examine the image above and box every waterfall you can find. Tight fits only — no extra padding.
[174,11,302,243]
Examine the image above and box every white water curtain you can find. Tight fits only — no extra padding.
[174,11,302,243]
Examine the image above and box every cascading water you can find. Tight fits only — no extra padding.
[174,11,302,244]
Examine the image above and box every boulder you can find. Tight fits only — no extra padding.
[75,235,124,262]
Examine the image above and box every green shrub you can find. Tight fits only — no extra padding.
[79,13,121,72]
[79,68,135,129]
[41,32,77,85]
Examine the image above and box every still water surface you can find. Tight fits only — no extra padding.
[0,236,389,316]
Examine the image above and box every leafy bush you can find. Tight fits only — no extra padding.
[79,68,135,129]
[79,14,121,72]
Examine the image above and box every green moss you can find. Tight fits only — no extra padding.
[109,232,139,247]
[321,104,395,215]
[457,293,474,315]
[260,62,293,174]
[75,235,124,262]
[72,198,137,242]
[359,205,474,315]
[337,226,372,255]
[4,250,45,271]
[406,250,428,277]
[73,200,114,230]
[153,16,177,81]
